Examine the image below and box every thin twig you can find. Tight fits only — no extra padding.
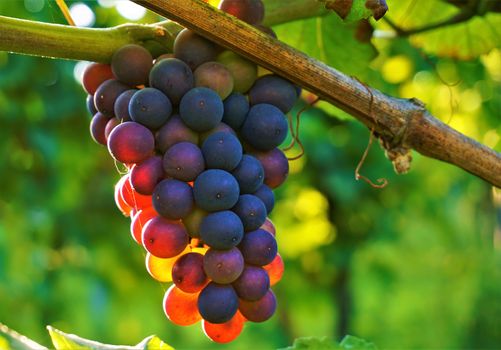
[55,0,76,26]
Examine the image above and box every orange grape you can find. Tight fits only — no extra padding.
[119,173,153,210]
[114,176,132,216]
[202,310,245,343]
[163,285,202,326]
[263,253,284,286]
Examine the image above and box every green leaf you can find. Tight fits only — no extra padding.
[339,335,378,350]
[274,14,377,79]
[384,0,501,59]
[47,326,174,350]
[279,336,342,350]
[319,0,388,21]
[280,336,378,350]
[0,323,48,350]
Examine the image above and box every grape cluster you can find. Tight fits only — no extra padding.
[83,0,293,343]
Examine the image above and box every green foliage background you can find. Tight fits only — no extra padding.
[0,0,500,349]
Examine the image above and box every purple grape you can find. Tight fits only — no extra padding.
[241,104,288,151]
[223,92,249,130]
[87,95,97,115]
[149,58,194,105]
[194,169,240,212]
[155,115,199,153]
[90,112,111,146]
[203,247,244,284]
[114,89,137,122]
[232,194,266,232]
[253,148,289,189]
[232,155,264,194]
[238,229,277,266]
[174,29,219,70]
[253,184,275,214]
[233,265,270,301]
[163,142,205,181]
[239,289,276,322]
[249,74,298,113]
[107,121,155,164]
[172,252,208,293]
[129,88,172,129]
[179,87,224,132]
[94,79,129,117]
[130,155,164,195]
[152,179,194,220]
[111,44,153,86]
[219,0,265,25]
[202,132,243,171]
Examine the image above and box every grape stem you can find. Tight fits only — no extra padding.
[0,0,500,187]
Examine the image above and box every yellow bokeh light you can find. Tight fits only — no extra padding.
[382,55,414,84]
[481,48,501,82]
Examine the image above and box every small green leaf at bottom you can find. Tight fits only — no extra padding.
[47,326,174,350]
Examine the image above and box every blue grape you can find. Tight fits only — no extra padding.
[193,170,240,212]
[129,88,172,129]
[232,155,264,194]
[198,282,239,324]
[232,194,266,232]
[253,184,275,214]
[202,132,243,171]
[114,89,137,122]
[163,142,205,181]
[249,74,298,113]
[200,211,244,250]
[179,87,224,132]
[153,179,194,220]
[87,95,97,115]
[149,58,194,105]
[241,104,288,151]
[223,92,249,129]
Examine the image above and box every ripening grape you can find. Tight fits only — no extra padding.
[114,176,132,216]
[201,132,243,171]
[152,179,194,220]
[111,44,153,86]
[203,247,244,284]
[194,169,240,212]
[219,0,265,25]
[114,89,136,122]
[107,121,155,164]
[172,252,208,293]
[198,282,239,324]
[149,58,194,105]
[82,63,114,95]
[183,207,207,238]
[263,253,284,286]
[232,194,267,232]
[142,216,189,258]
[90,112,111,146]
[239,229,277,266]
[232,155,264,194]
[179,87,224,132]
[174,29,219,70]
[222,92,249,129]
[146,251,179,282]
[202,310,245,343]
[238,289,276,322]
[253,184,275,214]
[129,88,172,129]
[94,79,129,117]
[199,210,244,250]
[163,285,202,326]
[130,207,157,244]
[194,62,234,99]
[252,148,289,189]
[155,115,199,153]
[119,174,153,210]
[249,74,298,113]
[260,218,276,236]
[163,142,205,182]
[86,95,97,115]
[130,156,164,195]
[217,51,258,93]
[241,104,288,151]
[232,265,270,301]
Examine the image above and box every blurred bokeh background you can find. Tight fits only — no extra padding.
[0,0,500,349]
